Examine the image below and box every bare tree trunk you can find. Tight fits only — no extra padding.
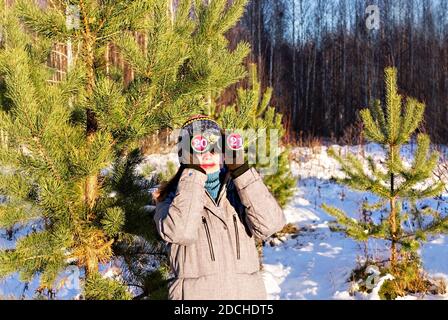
[257,0,262,84]
[291,0,297,132]
[78,2,99,244]
[105,43,110,76]
[168,0,175,25]
[269,22,274,88]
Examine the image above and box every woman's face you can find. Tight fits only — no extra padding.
[197,151,222,174]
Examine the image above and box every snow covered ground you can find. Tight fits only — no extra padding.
[262,143,448,300]
[1,143,448,299]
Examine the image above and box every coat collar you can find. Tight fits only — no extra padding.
[203,168,232,225]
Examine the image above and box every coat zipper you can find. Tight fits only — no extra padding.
[233,215,240,260]
[205,178,230,207]
[202,216,215,261]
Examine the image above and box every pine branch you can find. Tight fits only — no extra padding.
[15,0,71,41]
[360,106,385,143]
[100,0,155,38]
[322,204,370,241]
[115,33,148,75]
[384,67,402,143]
[397,98,424,144]
[216,0,248,35]
[0,201,42,229]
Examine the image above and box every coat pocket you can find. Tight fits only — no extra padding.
[202,216,215,261]
[233,214,260,274]
[233,214,241,260]
[168,243,182,276]
[180,215,218,278]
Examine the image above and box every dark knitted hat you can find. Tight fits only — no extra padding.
[177,115,223,163]
[180,115,222,136]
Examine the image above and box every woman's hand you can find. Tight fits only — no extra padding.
[180,153,207,175]
[224,148,245,171]
[223,131,248,176]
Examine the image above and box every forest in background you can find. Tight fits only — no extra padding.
[227,0,448,144]
[5,0,448,144]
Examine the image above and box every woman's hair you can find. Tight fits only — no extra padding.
[155,149,195,203]
[154,165,184,203]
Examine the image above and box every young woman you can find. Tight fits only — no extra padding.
[153,115,286,300]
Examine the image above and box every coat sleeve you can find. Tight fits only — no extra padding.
[232,167,287,241]
[153,168,207,246]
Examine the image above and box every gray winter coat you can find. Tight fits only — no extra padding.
[154,166,286,300]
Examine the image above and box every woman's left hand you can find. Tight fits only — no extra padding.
[223,131,245,171]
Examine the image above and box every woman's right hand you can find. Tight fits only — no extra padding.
[180,147,210,175]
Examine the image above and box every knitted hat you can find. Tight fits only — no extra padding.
[180,115,221,136]
[177,115,223,163]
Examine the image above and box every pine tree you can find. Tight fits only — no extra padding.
[322,67,447,272]
[109,0,251,298]
[115,0,250,129]
[0,0,251,299]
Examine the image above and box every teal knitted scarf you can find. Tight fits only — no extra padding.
[205,169,222,201]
